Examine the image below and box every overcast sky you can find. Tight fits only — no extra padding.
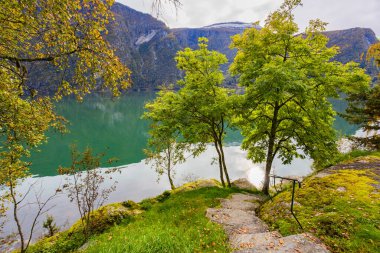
[117,0,380,36]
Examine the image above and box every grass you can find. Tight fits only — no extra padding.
[260,161,380,252]
[26,203,139,253]
[83,187,241,253]
[26,182,243,253]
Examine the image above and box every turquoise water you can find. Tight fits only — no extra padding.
[28,93,356,176]
[30,92,155,176]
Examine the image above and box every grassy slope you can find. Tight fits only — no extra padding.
[259,153,380,253]
[82,187,241,253]
[27,181,244,253]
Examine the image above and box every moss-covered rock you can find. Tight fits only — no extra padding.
[121,200,140,210]
[259,156,380,253]
[231,178,258,191]
[172,179,222,193]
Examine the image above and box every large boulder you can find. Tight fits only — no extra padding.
[173,179,222,193]
[231,178,258,191]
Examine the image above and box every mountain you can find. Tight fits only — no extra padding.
[110,3,378,90]
[27,2,379,93]
[324,28,379,82]
[107,4,260,90]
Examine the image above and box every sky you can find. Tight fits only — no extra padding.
[117,0,380,36]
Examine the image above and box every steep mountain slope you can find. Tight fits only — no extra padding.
[26,2,379,92]
[325,28,379,82]
[108,4,254,90]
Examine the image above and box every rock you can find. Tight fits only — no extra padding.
[173,179,222,193]
[220,198,259,211]
[232,178,258,191]
[234,233,330,252]
[230,231,282,250]
[336,187,347,192]
[78,241,93,251]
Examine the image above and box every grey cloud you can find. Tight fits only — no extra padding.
[118,0,380,36]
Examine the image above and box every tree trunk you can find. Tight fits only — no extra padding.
[262,102,279,195]
[167,150,175,190]
[10,180,25,253]
[167,167,176,190]
[214,140,225,187]
[218,139,231,187]
[262,154,274,195]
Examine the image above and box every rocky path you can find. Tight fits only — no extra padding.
[206,193,330,253]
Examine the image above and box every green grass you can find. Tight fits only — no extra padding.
[260,168,380,253]
[83,187,241,253]
[84,187,240,253]
[26,203,138,253]
[26,180,243,253]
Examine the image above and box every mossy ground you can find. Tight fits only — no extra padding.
[260,154,380,253]
[26,203,138,253]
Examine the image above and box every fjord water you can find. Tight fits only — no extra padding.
[30,92,355,177]
[29,92,155,176]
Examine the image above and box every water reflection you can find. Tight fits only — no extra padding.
[2,145,312,244]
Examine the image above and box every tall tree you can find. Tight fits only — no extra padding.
[143,88,198,190]
[0,0,130,250]
[0,0,180,248]
[144,38,234,187]
[343,42,380,149]
[175,38,233,187]
[230,0,370,194]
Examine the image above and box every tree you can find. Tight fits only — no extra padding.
[0,0,178,249]
[144,38,234,187]
[58,146,119,239]
[229,0,370,194]
[343,42,380,149]
[367,42,380,68]
[2,181,59,253]
[0,0,130,250]
[175,38,234,187]
[42,215,60,238]
[144,88,197,190]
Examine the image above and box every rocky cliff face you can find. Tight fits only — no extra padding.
[109,3,379,89]
[27,2,379,93]
[108,4,255,90]
[325,27,378,82]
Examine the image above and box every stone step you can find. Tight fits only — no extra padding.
[229,193,263,202]
[230,231,282,250]
[206,193,330,253]
[225,222,270,235]
[220,199,259,211]
[234,233,330,253]
[206,208,268,229]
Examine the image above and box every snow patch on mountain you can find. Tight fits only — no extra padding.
[135,30,157,45]
[203,22,259,30]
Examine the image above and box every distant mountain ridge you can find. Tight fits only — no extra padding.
[27,2,379,93]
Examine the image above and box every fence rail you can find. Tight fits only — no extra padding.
[270,174,303,229]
